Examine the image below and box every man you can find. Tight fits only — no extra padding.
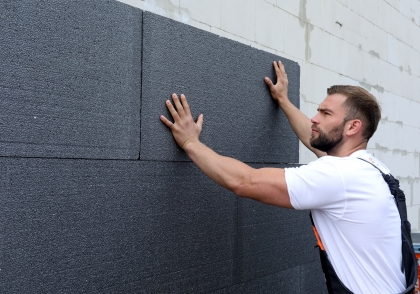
[160,61,406,293]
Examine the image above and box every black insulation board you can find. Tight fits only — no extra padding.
[0,157,325,293]
[141,12,300,163]
[0,0,142,159]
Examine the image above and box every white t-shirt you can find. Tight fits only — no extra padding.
[285,150,406,294]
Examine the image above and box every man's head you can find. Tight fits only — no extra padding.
[328,85,381,140]
[310,86,381,154]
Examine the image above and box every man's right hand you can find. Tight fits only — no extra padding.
[160,93,203,150]
[264,61,289,106]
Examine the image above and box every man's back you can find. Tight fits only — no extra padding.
[285,150,406,293]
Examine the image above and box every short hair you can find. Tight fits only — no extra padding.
[327,85,381,140]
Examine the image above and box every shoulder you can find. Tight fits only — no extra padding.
[350,150,391,174]
[285,157,348,210]
[286,156,346,180]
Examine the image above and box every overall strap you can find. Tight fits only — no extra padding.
[310,212,354,294]
[357,158,417,294]
[357,158,408,221]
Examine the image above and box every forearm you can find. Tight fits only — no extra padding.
[183,140,292,208]
[279,100,325,158]
[279,100,312,146]
[183,141,252,192]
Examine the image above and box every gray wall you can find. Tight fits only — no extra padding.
[0,0,327,293]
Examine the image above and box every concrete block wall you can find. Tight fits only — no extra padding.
[118,0,420,232]
[0,0,327,293]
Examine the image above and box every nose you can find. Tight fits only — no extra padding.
[311,113,320,124]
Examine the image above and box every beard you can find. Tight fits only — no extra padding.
[310,121,346,153]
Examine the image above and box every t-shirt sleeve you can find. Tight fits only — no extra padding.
[285,158,346,213]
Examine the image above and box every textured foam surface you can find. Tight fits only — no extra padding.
[0,0,142,159]
[0,158,326,293]
[0,158,235,293]
[141,12,300,163]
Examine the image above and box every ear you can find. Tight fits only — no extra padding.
[345,119,363,137]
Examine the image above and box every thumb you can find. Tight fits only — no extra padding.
[196,114,204,130]
[264,77,274,87]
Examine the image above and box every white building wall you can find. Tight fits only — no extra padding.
[118,0,420,232]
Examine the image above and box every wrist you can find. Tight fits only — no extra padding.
[276,96,290,106]
[182,139,201,153]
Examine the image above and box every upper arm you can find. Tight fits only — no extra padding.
[234,167,293,209]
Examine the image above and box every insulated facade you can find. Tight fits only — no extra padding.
[0,1,326,293]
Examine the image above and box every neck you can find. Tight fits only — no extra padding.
[327,140,368,157]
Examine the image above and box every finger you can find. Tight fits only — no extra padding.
[197,114,204,129]
[278,61,289,82]
[180,94,191,117]
[272,61,281,84]
[278,61,286,77]
[165,99,180,121]
[196,113,204,131]
[160,115,174,128]
[172,93,185,117]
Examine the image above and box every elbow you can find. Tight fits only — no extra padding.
[230,182,245,198]
[228,176,253,199]
[223,167,257,199]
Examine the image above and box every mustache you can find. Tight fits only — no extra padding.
[311,124,319,131]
